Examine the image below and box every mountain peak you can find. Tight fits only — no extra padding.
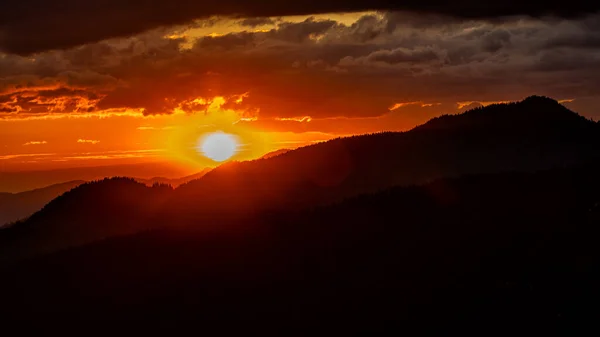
[521,95,561,105]
[416,95,589,132]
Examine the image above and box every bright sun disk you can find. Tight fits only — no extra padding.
[198,131,239,162]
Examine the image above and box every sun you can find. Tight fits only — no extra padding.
[198,131,239,162]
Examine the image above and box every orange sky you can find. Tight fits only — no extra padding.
[0,95,340,172]
[1,90,531,173]
[0,90,582,173]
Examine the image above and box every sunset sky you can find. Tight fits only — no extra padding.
[1,1,600,177]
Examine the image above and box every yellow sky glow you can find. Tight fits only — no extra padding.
[0,93,336,172]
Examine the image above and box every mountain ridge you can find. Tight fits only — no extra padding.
[0,168,212,228]
[416,95,595,132]
[2,95,600,263]
[172,95,600,215]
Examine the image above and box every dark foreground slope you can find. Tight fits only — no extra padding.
[0,180,84,227]
[1,161,600,334]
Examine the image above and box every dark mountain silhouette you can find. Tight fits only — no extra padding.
[0,170,210,229]
[416,95,593,132]
[2,96,600,264]
[170,95,600,218]
[1,161,600,333]
[0,180,84,227]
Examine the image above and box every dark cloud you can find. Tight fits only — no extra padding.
[196,32,257,49]
[534,49,600,72]
[383,11,459,32]
[366,47,442,64]
[238,17,277,27]
[481,29,512,52]
[543,34,600,49]
[2,12,600,121]
[267,18,338,43]
[0,106,19,113]
[347,15,385,42]
[35,88,100,100]
[1,1,600,55]
[0,71,117,96]
[0,88,101,114]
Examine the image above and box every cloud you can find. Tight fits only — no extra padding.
[196,32,257,49]
[0,88,104,115]
[1,13,600,123]
[238,17,277,27]
[1,1,599,55]
[77,139,100,144]
[480,29,512,52]
[275,116,313,122]
[268,18,338,42]
[340,46,444,67]
[0,153,54,160]
[389,102,441,110]
[136,126,174,130]
[23,141,47,146]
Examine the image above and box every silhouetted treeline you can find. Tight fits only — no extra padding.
[1,161,600,334]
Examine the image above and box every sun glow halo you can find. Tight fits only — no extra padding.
[198,131,239,162]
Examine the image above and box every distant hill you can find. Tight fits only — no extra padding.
[134,168,212,187]
[0,178,172,262]
[0,181,84,227]
[260,148,291,159]
[2,96,600,262]
[0,162,192,193]
[0,168,210,228]
[1,160,600,332]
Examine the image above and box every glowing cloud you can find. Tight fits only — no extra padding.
[274,116,313,122]
[23,141,48,146]
[389,102,440,111]
[137,126,174,130]
[77,139,100,144]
